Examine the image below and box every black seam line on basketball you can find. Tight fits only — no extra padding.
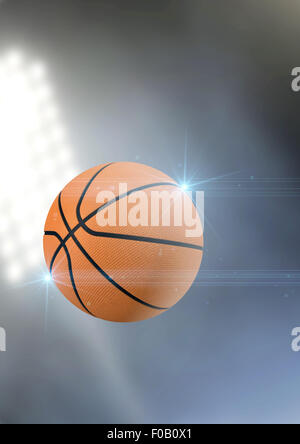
[77,231,204,250]
[44,231,94,316]
[77,181,180,233]
[76,162,114,227]
[44,231,65,273]
[57,193,168,311]
[76,162,175,231]
[47,228,203,273]
[75,171,203,250]
[48,181,186,272]
[46,163,113,272]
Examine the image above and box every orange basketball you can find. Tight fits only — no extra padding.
[43,162,203,322]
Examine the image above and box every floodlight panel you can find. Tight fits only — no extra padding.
[0,50,78,281]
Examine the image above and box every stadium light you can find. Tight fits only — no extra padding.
[0,50,77,282]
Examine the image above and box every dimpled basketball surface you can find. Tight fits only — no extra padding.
[43,162,203,322]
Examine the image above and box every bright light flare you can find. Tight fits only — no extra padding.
[181,183,189,191]
[44,273,52,283]
[0,50,77,282]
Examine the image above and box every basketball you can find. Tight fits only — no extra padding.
[43,162,203,322]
